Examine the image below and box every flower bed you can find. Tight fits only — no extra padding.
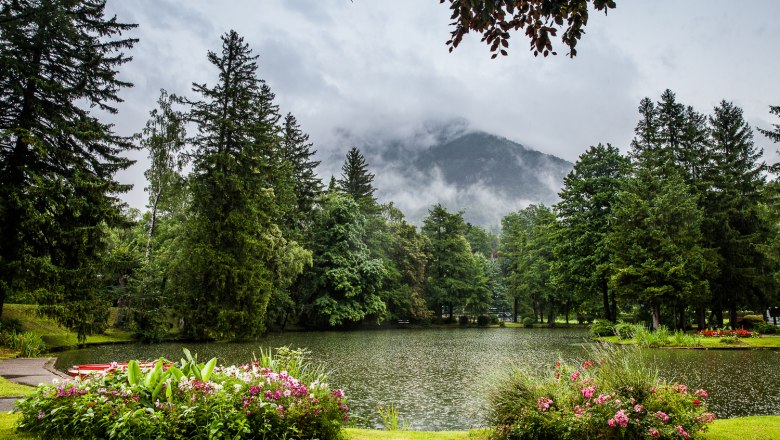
[14,348,348,439]
[488,348,716,439]
[696,329,757,338]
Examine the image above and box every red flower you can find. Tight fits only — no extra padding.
[693,399,701,406]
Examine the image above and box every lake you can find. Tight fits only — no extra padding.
[54,328,780,431]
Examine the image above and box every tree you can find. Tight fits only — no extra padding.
[140,89,186,261]
[177,31,308,339]
[608,167,711,330]
[280,112,322,232]
[554,144,628,322]
[300,193,386,327]
[439,0,616,58]
[337,147,377,212]
[422,204,482,320]
[702,101,770,328]
[0,0,137,339]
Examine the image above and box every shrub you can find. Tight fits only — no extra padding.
[477,315,491,327]
[754,321,777,334]
[613,322,636,340]
[633,325,671,348]
[15,348,348,440]
[670,331,702,347]
[522,317,535,328]
[696,328,757,338]
[719,335,740,344]
[0,330,46,357]
[589,319,615,337]
[459,315,470,326]
[488,346,715,440]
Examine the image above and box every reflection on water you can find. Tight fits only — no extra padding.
[54,328,780,431]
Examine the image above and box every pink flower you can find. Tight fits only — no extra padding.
[611,410,629,428]
[648,428,660,437]
[654,411,670,423]
[694,389,709,398]
[573,405,584,418]
[594,393,612,405]
[697,412,717,423]
[675,425,691,439]
[608,419,616,428]
[571,371,580,381]
[537,397,554,412]
[582,360,595,369]
[581,385,596,399]
[634,404,644,413]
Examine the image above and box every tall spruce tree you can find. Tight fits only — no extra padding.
[177,30,308,339]
[337,147,377,211]
[280,113,322,231]
[0,0,137,338]
[554,144,629,322]
[702,101,769,327]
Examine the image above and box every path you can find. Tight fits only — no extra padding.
[0,357,69,412]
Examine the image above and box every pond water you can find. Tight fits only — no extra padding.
[54,328,780,431]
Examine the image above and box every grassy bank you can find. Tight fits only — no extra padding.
[596,334,780,349]
[0,414,777,439]
[0,376,33,397]
[1,304,134,352]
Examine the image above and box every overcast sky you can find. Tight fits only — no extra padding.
[103,0,780,213]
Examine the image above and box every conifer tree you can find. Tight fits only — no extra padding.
[280,113,322,229]
[337,147,377,211]
[0,0,137,338]
[554,144,629,322]
[177,30,308,339]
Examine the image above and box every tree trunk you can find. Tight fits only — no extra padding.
[715,309,724,328]
[729,304,738,329]
[678,301,687,331]
[513,297,519,323]
[547,304,554,328]
[651,301,661,330]
[145,190,162,261]
[696,306,706,330]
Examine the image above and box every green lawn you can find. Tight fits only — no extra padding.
[1,304,135,351]
[596,334,780,349]
[0,376,34,397]
[0,413,776,439]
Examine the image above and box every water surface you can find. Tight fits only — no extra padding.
[54,328,780,430]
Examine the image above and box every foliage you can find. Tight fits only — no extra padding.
[439,0,616,58]
[175,31,309,340]
[338,147,378,212]
[0,330,46,357]
[15,348,348,440]
[477,315,491,327]
[301,193,386,327]
[522,317,535,328]
[612,322,636,340]
[376,402,407,431]
[0,0,137,341]
[458,315,470,326]
[487,347,715,439]
[589,320,615,337]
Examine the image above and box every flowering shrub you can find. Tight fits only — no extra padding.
[14,348,348,439]
[488,347,715,439]
[696,328,757,338]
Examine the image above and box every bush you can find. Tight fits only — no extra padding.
[522,317,535,328]
[15,348,348,440]
[613,322,636,340]
[754,321,777,334]
[488,346,715,440]
[0,330,46,357]
[634,325,671,348]
[477,315,491,327]
[589,319,615,337]
[459,315,470,326]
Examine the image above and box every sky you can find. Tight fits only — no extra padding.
[103,0,780,217]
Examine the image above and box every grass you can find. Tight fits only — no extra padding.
[0,412,776,439]
[0,375,34,397]
[596,334,780,349]
[703,416,780,439]
[1,304,134,351]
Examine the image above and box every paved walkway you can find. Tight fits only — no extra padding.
[0,357,69,412]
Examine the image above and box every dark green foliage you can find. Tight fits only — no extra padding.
[522,316,534,328]
[458,315,470,326]
[589,319,615,337]
[465,224,498,257]
[176,31,308,340]
[0,0,137,341]
[476,314,490,327]
[554,144,629,322]
[441,0,616,58]
[337,147,377,212]
[279,112,322,232]
[301,194,386,327]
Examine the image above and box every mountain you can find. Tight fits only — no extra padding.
[323,121,573,228]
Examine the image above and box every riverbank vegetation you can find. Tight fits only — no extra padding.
[2,1,780,347]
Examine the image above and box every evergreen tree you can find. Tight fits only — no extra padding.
[300,193,386,327]
[554,144,629,322]
[337,147,377,211]
[422,204,479,320]
[702,101,769,327]
[177,31,308,339]
[280,113,322,223]
[0,0,137,339]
